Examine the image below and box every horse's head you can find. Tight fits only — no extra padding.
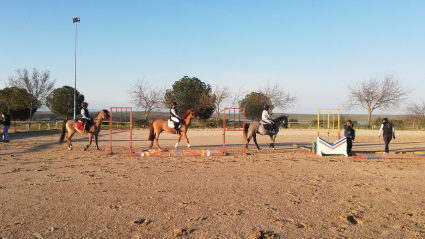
[181,108,197,121]
[274,115,289,129]
[101,110,110,120]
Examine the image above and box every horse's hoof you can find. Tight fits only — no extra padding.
[188,147,192,150]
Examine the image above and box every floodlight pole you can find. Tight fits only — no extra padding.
[73,17,80,119]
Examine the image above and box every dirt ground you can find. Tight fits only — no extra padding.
[1,128,425,238]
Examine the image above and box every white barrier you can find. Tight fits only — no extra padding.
[317,137,348,156]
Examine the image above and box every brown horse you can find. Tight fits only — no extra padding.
[59,109,110,151]
[148,109,196,151]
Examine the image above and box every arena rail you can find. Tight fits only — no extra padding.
[108,107,133,156]
[223,107,246,155]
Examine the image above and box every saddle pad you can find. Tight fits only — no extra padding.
[168,120,174,128]
[77,122,92,130]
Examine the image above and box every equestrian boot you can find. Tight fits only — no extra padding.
[174,122,180,134]
[84,122,89,133]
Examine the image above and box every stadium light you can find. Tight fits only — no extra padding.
[73,17,80,119]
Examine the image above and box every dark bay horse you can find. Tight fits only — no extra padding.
[59,109,110,150]
[244,115,289,150]
[148,109,196,151]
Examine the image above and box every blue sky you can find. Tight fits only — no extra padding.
[1,0,424,114]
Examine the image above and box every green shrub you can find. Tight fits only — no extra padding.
[133,119,150,128]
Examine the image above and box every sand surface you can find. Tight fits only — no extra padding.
[1,128,425,238]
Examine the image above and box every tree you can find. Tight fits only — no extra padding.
[239,92,270,120]
[260,82,299,112]
[405,100,425,129]
[211,86,230,120]
[8,68,56,121]
[0,87,37,120]
[344,74,410,126]
[164,76,215,119]
[46,86,85,120]
[127,79,165,120]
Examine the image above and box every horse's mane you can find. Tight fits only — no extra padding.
[273,115,287,123]
[181,109,193,119]
[94,109,108,117]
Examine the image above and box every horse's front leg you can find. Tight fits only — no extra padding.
[84,133,93,151]
[174,134,183,150]
[253,134,260,150]
[94,134,100,150]
[182,133,192,150]
[269,134,276,149]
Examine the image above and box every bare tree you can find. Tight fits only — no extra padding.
[127,79,165,120]
[228,86,245,108]
[344,74,410,126]
[405,100,425,119]
[211,86,230,120]
[405,100,425,128]
[260,81,299,113]
[8,68,55,121]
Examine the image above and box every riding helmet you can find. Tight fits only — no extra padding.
[264,105,269,110]
[172,102,178,106]
[81,102,88,107]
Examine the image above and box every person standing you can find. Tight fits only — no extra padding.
[378,117,395,154]
[344,120,355,155]
[1,112,10,142]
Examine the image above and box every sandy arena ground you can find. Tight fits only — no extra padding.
[2,128,425,238]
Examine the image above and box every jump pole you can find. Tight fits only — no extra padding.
[223,107,246,155]
[108,107,132,156]
[316,109,347,156]
[317,108,340,140]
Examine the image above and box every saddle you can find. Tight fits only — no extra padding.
[260,120,273,132]
[77,121,92,131]
[168,120,181,131]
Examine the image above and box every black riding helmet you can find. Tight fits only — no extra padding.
[264,105,269,110]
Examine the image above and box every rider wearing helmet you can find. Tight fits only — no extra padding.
[170,102,181,133]
[262,104,275,133]
[80,102,92,133]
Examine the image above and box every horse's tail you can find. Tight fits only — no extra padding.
[244,123,250,138]
[59,120,68,144]
[148,121,155,141]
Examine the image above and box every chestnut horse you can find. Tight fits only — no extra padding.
[59,109,110,151]
[148,109,196,151]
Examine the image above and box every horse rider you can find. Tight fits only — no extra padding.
[80,102,92,133]
[170,101,181,133]
[262,105,275,133]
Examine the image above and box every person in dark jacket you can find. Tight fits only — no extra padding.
[1,112,10,142]
[378,117,395,154]
[80,102,92,133]
[344,120,355,155]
